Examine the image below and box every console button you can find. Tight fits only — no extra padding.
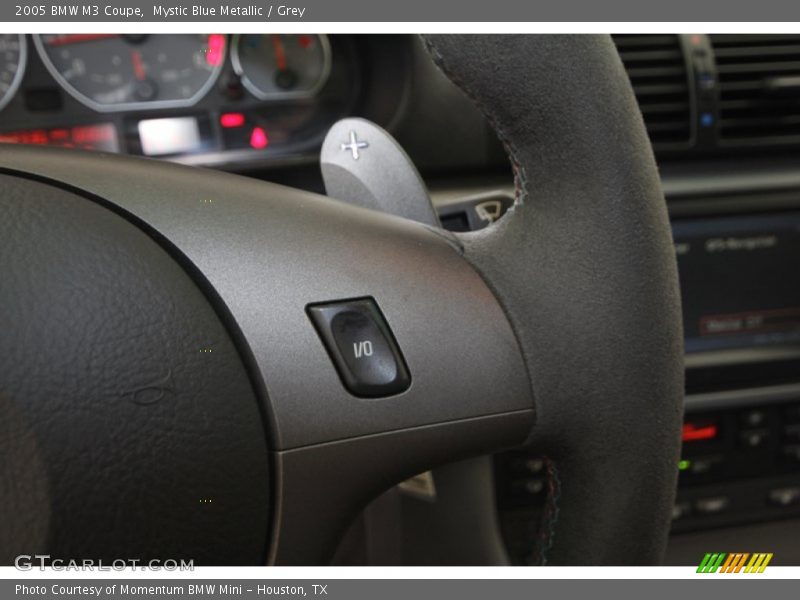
[768,487,800,507]
[511,477,545,498]
[511,457,545,475]
[785,424,800,443]
[783,444,800,464]
[307,298,411,398]
[741,409,767,428]
[682,419,719,443]
[785,404,800,423]
[672,501,692,521]
[740,428,770,449]
[695,496,730,515]
[687,454,723,475]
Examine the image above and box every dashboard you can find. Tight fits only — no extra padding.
[0,34,411,171]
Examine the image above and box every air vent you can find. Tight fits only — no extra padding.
[612,34,692,147]
[712,34,800,143]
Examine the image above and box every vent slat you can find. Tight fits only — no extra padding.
[630,83,691,96]
[715,44,800,60]
[614,49,684,62]
[613,34,691,147]
[612,35,692,148]
[639,101,692,115]
[711,34,800,47]
[717,80,769,93]
[717,61,800,76]
[711,34,800,142]
[722,114,800,128]
[720,98,800,110]
[643,121,692,133]
[626,65,687,79]
[612,35,678,49]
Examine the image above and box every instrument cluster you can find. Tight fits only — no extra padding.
[0,34,383,169]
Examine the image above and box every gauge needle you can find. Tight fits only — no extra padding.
[271,34,288,71]
[46,34,119,46]
[131,50,146,81]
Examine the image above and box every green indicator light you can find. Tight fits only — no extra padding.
[678,459,691,471]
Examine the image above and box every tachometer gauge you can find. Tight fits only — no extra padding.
[33,34,226,112]
[0,34,27,113]
[231,34,331,100]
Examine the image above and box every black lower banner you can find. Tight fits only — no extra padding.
[3,579,797,600]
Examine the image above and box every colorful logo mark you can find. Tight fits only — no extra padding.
[697,552,773,573]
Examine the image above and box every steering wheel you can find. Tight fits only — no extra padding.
[0,35,683,566]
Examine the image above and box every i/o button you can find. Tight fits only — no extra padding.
[307,298,411,398]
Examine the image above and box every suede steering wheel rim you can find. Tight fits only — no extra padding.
[425,34,684,564]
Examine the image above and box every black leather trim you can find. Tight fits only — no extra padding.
[0,174,270,565]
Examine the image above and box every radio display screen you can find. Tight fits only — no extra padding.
[0,123,119,152]
[674,212,800,354]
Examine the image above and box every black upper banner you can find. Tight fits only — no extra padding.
[4,0,800,22]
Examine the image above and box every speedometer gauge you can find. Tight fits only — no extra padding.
[232,34,331,100]
[33,34,226,112]
[0,34,26,113]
